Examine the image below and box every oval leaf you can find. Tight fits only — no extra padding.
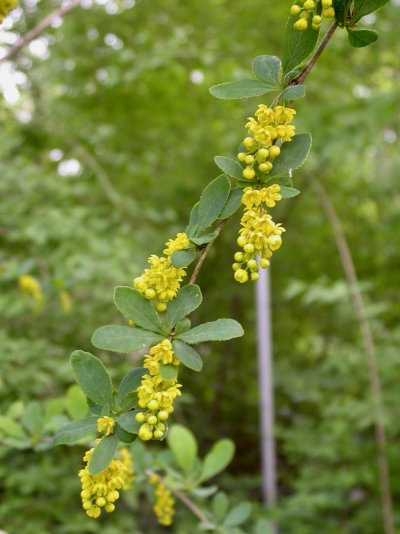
[117,367,146,403]
[118,411,140,434]
[252,55,281,86]
[53,416,99,446]
[167,284,203,328]
[279,186,300,198]
[218,188,243,219]
[114,287,163,333]
[283,84,306,101]
[268,133,312,178]
[177,319,244,344]
[70,350,112,407]
[200,439,235,481]
[168,424,198,472]
[171,249,196,268]
[88,433,119,475]
[209,79,276,100]
[351,0,389,23]
[196,175,231,230]
[172,340,203,371]
[347,28,379,48]
[159,363,179,381]
[92,325,164,353]
[223,502,252,527]
[282,15,320,74]
[214,156,243,180]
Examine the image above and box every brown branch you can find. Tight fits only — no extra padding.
[189,220,227,285]
[310,177,394,534]
[293,21,338,86]
[145,470,215,528]
[0,0,82,64]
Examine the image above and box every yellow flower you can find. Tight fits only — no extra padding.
[0,0,18,23]
[163,232,190,256]
[18,274,44,312]
[133,255,186,304]
[79,447,134,518]
[97,416,115,436]
[149,474,175,527]
[290,0,335,30]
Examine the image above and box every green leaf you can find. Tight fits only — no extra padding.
[219,188,243,219]
[190,233,217,246]
[200,439,235,481]
[347,27,379,48]
[115,424,137,443]
[196,175,231,230]
[21,402,43,436]
[175,318,192,336]
[223,502,252,527]
[351,0,389,23]
[88,433,119,475]
[214,156,243,180]
[264,175,293,187]
[177,319,244,344]
[92,325,163,353]
[212,492,229,521]
[159,363,179,381]
[171,249,196,268]
[282,15,320,74]
[70,350,112,407]
[186,202,201,237]
[117,367,146,403]
[334,0,351,25]
[114,287,163,333]
[283,84,306,101]
[252,55,281,86]
[118,412,140,434]
[168,424,198,472]
[53,416,99,445]
[167,284,202,328]
[209,79,276,100]
[268,133,312,178]
[172,340,203,371]
[0,416,26,438]
[65,385,88,420]
[279,186,300,198]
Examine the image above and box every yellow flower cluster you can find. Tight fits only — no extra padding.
[135,340,182,440]
[133,233,190,312]
[238,105,296,181]
[18,274,44,312]
[79,447,134,519]
[290,0,335,31]
[97,416,115,436]
[0,0,17,23]
[149,473,175,527]
[233,186,285,283]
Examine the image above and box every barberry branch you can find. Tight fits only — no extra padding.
[293,20,338,86]
[0,0,81,64]
[311,177,394,534]
[189,220,227,285]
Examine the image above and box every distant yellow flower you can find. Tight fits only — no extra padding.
[18,274,44,312]
[79,447,134,518]
[97,416,115,436]
[149,473,175,527]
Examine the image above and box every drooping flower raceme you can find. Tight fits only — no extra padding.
[233,187,285,283]
[149,473,175,527]
[238,105,296,181]
[79,447,134,519]
[289,0,335,31]
[133,233,190,312]
[135,339,182,441]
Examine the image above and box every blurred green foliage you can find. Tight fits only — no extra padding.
[1,0,400,532]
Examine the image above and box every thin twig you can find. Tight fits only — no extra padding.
[145,469,215,528]
[0,0,82,64]
[293,21,338,86]
[311,177,394,534]
[189,220,227,285]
